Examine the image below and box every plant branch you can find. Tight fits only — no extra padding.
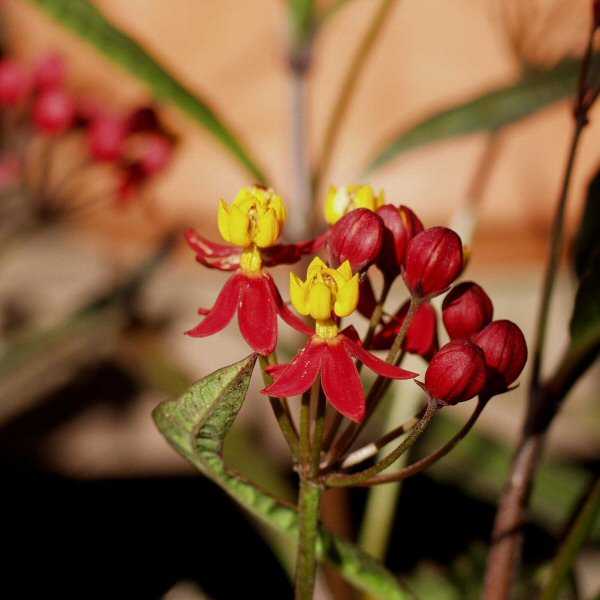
[541,474,600,600]
[355,397,487,486]
[260,353,300,461]
[324,396,437,487]
[484,22,599,597]
[312,0,399,198]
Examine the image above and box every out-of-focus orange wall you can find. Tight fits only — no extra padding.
[4,0,598,264]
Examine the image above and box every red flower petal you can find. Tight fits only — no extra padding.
[265,274,314,336]
[321,341,365,422]
[262,339,324,397]
[185,228,241,271]
[342,335,418,380]
[238,275,278,355]
[186,273,243,337]
[264,363,287,378]
[357,275,377,319]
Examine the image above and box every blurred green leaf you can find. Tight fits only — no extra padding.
[421,413,600,541]
[153,356,411,599]
[366,57,591,173]
[573,167,600,278]
[570,253,600,351]
[289,0,315,44]
[26,0,267,183]
[541,476,600,600]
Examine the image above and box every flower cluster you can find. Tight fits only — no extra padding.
[186,183,527,423]
[0,53,175,210]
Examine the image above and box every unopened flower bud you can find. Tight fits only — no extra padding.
[372,300,438,360]
[88,115,126,162]
[140,134,173,174]
[376,204,423,278]
[404,226,463,298]
[33,88,76,134]
[328,208,384,272]
[472,320,527,395]
[34,53,65,91]
[442,281,493,339]
[0,59,30,106]
[424,340,487,405]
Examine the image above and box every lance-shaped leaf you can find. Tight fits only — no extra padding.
[366,57,594,173]
[573,166,600,279]
[153,356,410,599]
[25,0,267,183]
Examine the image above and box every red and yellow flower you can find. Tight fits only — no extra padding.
[186,186,312,355]
[262,257,417,422]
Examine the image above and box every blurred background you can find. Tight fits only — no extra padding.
[1,0,599,598]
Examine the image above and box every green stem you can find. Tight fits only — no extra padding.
[528,120,585,395]
[312,0,399,199]
[325,397,437,487]
[295,479,323,600]
[260,354,300,461]
[541,475,600,600]
[310,380,326,477]
[325,296,420,468]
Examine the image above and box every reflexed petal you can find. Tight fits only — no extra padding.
[262,339,324,397]
[185,273,242,337]
[262,243,303,266]
[185,228,238,257]
[266,275,314,335]
[357,275,377,319]
[184,228,241,271]
[238,275,278,355]
[321,341,365,422]
[342,335,418,380]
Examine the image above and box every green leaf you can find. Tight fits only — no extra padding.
[573,166,600,279]
[366,57,589,173]
[570,253,600,352]
[25,0,267,183]
[289,0,315,44]
[153,356,411,600]
[541,476,600,600]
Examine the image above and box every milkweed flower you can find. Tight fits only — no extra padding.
[262,257,417,422]
[186,186,313,355]
[324,184,384,225]
[442,281,493,340]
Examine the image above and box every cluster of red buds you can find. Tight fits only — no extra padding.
[185,183,528,423]
[0,52,175,212]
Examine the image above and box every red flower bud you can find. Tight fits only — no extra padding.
[472,320,527,395]
[357,275,377,319]
[442,281,493,339]
[34,53,65,91]
[87,115,126,162]
[424,339,487,405]
[140,134,173,174]
[376,204,423,278]
[125,106,160,134]
[404,226,463,297]
[33,88,76,134]
[0,59,30,106]
[372,299,438,360]
[88,116,125,162]
[328,208,384,272]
